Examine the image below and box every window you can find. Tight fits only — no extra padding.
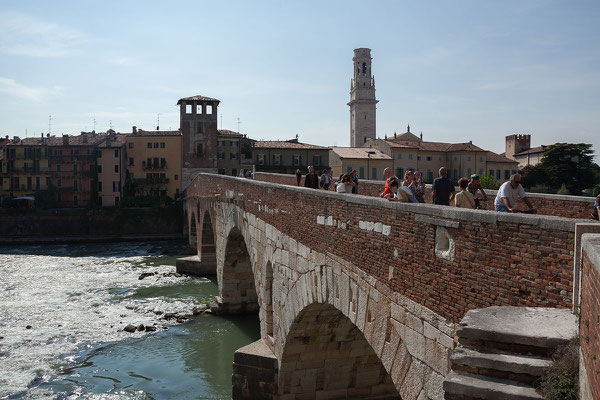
[273,154,281,166]
[73,195,78,207]
[114,149,119,158]
[146,173,152,179]
[489,169,494,177]
[128,142,134,149]
[186,104,192,114]
[97,165,102,173]
[197,124,204,134]
[73,180,78,191]
[417,156,421,161]
[217,152,225,159]
[467,168,471,177]
[397,154,402,159]
[467,156,471,161]
[115,197,119,206]
[257,154,265,165]
[439,156,442,161]
[480,156,483,162]
[231,141,238,147]
[230,153,238,159]
[313,155,321,166]
[113,181,120,192]
[153,142,159,148]
[511,170,517,175]
[292,155,301,166]
[347,166,353,174]
[160,142,165,148]
[129,158,134,166]
[174,174,178,181]
[114,164,119,173]
[146,157,152,168]
[36,177,40,190]
[98,181,103,192]
[371,167,377,180]
[217,141,224,147]
[73,165,78,175]
[453,156,458,161]
[206,105,213,114]
[496,170,500,180]
[505,170,510,180]
[160,158,166,168]
[359,167,365,179]
[398,168,404,179]
[147,142,152,149]
[27,176,32,190]
[409,153,413,160]
[57,165,62,172]
[57,179,62,187]
[153,158,159,169]
[426,156,432,161]
[196,143,204,156]
[479,169,483,175]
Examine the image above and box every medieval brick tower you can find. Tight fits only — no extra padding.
[348,48,378,147]
[178,95,220,188]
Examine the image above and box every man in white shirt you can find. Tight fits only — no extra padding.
[494,173,535,212]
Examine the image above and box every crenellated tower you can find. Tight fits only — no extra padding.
[348,48,378,147]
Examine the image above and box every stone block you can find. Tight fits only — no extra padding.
[398,359,425,400]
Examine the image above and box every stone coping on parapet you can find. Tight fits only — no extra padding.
[190,173,590,232]
[254,171,597,204]
[582,233,600,275]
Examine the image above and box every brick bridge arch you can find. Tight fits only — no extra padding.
[185,173,578,399]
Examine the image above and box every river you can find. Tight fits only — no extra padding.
[0,241,260,399]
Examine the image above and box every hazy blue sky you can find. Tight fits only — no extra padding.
[0,1,598,156]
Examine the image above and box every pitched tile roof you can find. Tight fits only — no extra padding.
[218,129,244,137]
[514,146,546,156]
[331,147,392,160]
[177,95,220,104]
[254,140,328,150]
[379,137,486,153]
[132,129,181,137]
[486,151,519,163]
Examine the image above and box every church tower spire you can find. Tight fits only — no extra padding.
[348,48,378,147]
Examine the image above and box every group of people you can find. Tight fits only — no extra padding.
[382,166,536,213]
[296,165,600,218]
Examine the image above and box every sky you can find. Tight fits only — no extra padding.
[0,1,599,157]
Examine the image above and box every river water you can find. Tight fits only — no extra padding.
[0,241,260,399]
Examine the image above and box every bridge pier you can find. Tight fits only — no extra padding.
[232,339,278,399]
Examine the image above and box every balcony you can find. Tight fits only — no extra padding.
[134,177,170,186]
[3,168,48,174]
[142,161,168,171]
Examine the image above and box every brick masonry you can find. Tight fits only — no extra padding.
[253,171,596,219]
[185,173,583,399]
[579,234,600,399]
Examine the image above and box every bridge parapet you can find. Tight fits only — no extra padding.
[253,171,596,219]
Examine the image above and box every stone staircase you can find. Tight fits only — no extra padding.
[443,306,578,400]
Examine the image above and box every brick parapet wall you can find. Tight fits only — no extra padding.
[580,233,600,399]
[189,173,579,323]
[252,172,596,219]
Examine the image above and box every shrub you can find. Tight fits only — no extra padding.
[479,174,500,190]
[557,184,569,195]
[538,339,578,400]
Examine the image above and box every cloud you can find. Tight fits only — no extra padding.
[107,56,139,67]
[0,11,85,57]
[0,77,62,101]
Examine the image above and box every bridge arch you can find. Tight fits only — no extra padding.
[188,211,197,249]
[218,226,259,314]
[278,302,401,399]
[199,210,217,272]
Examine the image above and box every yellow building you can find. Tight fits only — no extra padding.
[0,137,52,202]
[125,128,182,199]
[329,147,392,181]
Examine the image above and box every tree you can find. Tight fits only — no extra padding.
[479,173,500,190]
[521,143,599,195]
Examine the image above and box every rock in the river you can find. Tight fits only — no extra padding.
[145,325,157,332]
[139,272,157,280]
[154,310,164,315]
[163,313,177,320]
[137,324,145,332]
[192,305,208,315]
[124,324,137,333]
[26,325,32,329]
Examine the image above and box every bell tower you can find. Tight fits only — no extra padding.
[348,48,378,147]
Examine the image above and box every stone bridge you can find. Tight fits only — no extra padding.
[183,173,588,400]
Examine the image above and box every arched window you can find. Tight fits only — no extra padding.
[362,62,367,74]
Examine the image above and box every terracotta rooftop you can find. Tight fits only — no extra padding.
[254,140,328,150]
[5,134,107,147]
[379,137,486,153]
[132,129,181,137]
[486,151,518,163]
[177,95,220,105]
[218,129,244,137]
[331,147,392,160]
[514,146,546,156]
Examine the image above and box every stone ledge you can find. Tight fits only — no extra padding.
[415,214,460,228]
[582,233,600,276]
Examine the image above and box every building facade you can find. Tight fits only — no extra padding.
[329,147,391,181]
[505,134,546,167]
[365,128,518,183]
[178,95,220,188]
[253,138,330,174]
[348,48,378,147]
[125,127,182,200]
[96,132,127,207]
